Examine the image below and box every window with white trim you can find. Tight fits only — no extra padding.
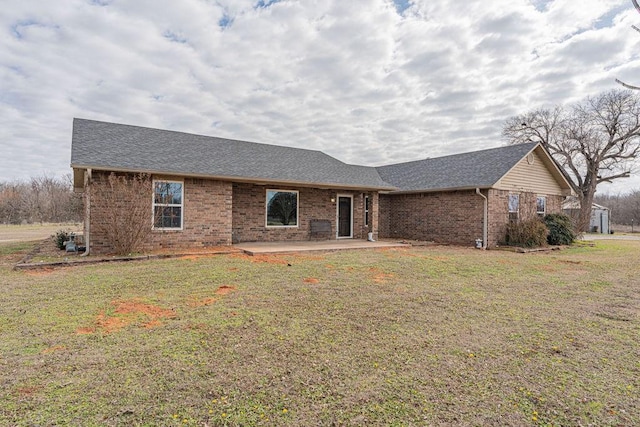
[508,194,519,222]
[536,196,546,218]
[364,196,370,227]
[153,180,183,229]
[266,189,298,227]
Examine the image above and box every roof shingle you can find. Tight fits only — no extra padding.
[376,142,539,192]
[71,118,394,190]
[71,119,543,193]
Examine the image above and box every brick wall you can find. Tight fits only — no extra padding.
[87,171,566,253]
[488,189,565,247]
[231,183,373,242]
[378,194,391,238]
[145,177,233,251]
[379,189,565,248]
[378,190,484,245]
[88,172,232,254]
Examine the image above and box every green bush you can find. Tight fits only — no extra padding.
[505,219,549,248]
[544,213,575,245]
[53,229,72,250]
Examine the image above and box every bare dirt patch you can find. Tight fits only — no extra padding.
[15,385,43,397]
[186,285,236,307]
[232,252,325,265]
[215,285,236,295]
[24,267,56,276]
[41,345,66,354]
[369,267,395,283]
[77,299,176,334]
[231,253,290,264]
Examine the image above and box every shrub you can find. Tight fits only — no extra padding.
[90,173,152,255]
[544,213,575,245]
[53,229,72,250]
[505,219,548,248]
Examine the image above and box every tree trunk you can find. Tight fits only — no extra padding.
[577,184,597,233]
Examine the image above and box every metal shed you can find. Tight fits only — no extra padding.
[562,199,611,234]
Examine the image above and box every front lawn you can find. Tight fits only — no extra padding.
[0,241,638,425]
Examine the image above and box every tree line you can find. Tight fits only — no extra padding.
[0,175,83,224]
[595,190,640,226]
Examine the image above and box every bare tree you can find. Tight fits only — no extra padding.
[267,192,297,225]
[595,189,640,226]
[90,173,152,255]
[0,182,27,224]
[503,89,640,232]
[0,175,82,224]
[616,0,640,90]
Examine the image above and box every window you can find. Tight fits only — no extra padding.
[508,194,519,222]
[153,180,183,229]
[364,196,370,227]
[536,196,546,217]
[266,190,298,227]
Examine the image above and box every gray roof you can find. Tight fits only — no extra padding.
[71,118,394,190]
[71,119,545,193]
[376,142,539,192]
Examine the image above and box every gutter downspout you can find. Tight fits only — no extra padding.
[475,188,488,249]
[81,168,91,256]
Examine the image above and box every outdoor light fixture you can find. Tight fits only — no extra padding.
[331,197,336,203]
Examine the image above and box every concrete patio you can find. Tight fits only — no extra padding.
[234,239,410,255]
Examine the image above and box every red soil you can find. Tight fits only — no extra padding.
[215,285,236,295]
[41,345,66,354]
[77,299,176,334]
[369,267,395,283]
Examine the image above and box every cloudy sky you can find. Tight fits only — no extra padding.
[2,0,640,193]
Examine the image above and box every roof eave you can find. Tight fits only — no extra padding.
[70,164,397,192]
[382,185,493,195]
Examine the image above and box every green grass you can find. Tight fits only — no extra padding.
[0,241,33,256]
[1,242,639,426]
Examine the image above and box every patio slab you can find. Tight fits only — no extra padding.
[234,239,410,255]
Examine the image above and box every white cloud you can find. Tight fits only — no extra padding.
[1,0,639,194]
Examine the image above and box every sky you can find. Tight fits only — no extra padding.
[2,0,640,194]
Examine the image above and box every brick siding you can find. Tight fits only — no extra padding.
[86,171,564,253]
[88,172,232,254]
[232,183,376,242]
[380,189,565,248]
[488,190,564,247]
[378,190,484,246]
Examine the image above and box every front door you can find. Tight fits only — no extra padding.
[337,195,353,238]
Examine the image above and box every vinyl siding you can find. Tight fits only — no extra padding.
[495,149,565,195]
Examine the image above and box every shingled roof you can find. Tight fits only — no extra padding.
[71,119,394,190]
[376,142,540,193]
[71,119,556,193]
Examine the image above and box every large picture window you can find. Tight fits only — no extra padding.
[153,180,183,229]
[266,189,298,227]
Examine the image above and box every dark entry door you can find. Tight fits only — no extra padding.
[337,196,352,238]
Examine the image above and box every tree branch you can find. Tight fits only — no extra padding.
[597,171,631,184]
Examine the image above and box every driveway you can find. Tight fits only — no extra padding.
[581,233,640,241]
[0,224,81,243]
